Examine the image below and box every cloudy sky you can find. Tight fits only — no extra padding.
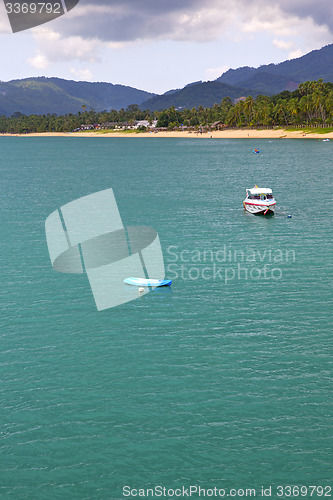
[0,0,332,93]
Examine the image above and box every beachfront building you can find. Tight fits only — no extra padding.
[210,121,225,130]
[134,120,158,129]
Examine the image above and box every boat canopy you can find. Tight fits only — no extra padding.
[247,187,273,195]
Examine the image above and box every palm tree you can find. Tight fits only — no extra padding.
[312,90,326,123]
[299,95,313,124]
[273,99,288,126]
[244,96,255,125]
[287,98,299,124]
[254,96,272,126]
[324,90,333,124]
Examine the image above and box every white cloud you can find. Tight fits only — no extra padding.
[241,4,293,36]
[69,67,93,80]
[273,39,294,51]
[28,54,49,69]
[288,49,303,60]
[26,27,101,70]
[18,0,333,84]
[206,65,230,80]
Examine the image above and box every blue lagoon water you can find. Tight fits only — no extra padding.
[1,138,332,499]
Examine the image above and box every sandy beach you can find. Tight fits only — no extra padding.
[2,128,333,139]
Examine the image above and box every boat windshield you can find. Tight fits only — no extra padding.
[248,194,260,200]
[247,193,274,200]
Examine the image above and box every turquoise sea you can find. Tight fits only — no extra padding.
[1,137,332,499]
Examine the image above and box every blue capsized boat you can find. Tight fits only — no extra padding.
[124,277,172,287]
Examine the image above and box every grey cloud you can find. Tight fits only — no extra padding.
[275,0,333,30]
[57,0,209,41]
[54,0,333,42]
[238,0,333,32]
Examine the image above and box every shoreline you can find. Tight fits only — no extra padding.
[1,129,333,139]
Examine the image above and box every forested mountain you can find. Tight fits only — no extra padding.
[0,77,155,116]
[141,81,249,111]
[0,44,332,115]
[142,44,333,110]
[217,44,333,94]
[1,80,332,134]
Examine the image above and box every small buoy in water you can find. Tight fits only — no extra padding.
[139,287,145,293]
[287,215,292,218]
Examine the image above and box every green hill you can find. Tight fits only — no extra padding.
[217,44,333,94]
[0,44,332,115]
[0,77,155,116]
[143,44,333,110]
[142,81,248,111]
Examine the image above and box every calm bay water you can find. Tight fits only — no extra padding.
[1,137,332,499]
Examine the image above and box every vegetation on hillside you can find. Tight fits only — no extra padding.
[142,81,248,110]
[0,77,154,116]
[217,44,333,95]
[156,80,333,128]
[144,44,333,110]
[0,80,332,134]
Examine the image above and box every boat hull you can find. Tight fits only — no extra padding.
[243,201,276,215]
[124,277,172,287]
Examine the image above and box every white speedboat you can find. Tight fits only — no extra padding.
[243,186,276,215]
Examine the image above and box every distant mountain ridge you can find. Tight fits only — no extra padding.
[0,44,332,115]
[141,81,248,111]
[142,44,333,110]
[0,77,155,116]
[217,44,333,95]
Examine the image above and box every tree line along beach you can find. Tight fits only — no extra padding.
[1,80,333,139]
